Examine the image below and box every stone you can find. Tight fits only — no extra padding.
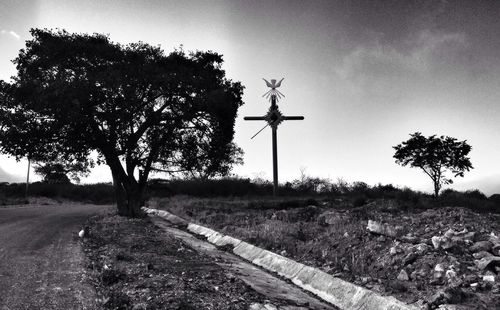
[431,236,441,249]
[434,264,445,272]
[402,252,419,266]
[389,247,397,255]
[464,274,479,284]
[428,287,464,306]
[431,236,454,250]
[463,232,476,242]
[469,241,493,253]
[366,220,403,238]
[132,303,147,310]
[492,284,500,294]
[473,251,493,259]
[397,269,409,281]
[483,275,495,282]
[401,234,419,244]
[475,256,500,270]
[318,211,347,226]
[492,246,500,256]
[415,265,430,279]
[489,233,500,247]
[445,269,457,280]
[411,243,431,255]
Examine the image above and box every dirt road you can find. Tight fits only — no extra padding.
[0,203,109,310]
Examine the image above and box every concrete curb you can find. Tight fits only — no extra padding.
[143,207,419,310]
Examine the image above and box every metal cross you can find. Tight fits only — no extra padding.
[244,78,304,196]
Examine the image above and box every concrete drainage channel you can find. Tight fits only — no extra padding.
[143,207,418,310]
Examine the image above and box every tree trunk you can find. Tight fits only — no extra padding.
[112,173,143,217]
[433,181,440,198]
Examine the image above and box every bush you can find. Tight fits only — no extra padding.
[0,182,114,204]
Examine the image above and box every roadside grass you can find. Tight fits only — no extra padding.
[149,196,386,280]
[149,192,500,283]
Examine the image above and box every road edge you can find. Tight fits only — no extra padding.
[143,207,419,310]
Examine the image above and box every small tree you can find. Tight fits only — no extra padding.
[393,132,473,197]
[34,161,91,184]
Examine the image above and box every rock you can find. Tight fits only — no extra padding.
[360,276,371,284]
[475,256,500,270]
[415,265,431,279]
[318,211,347,226]
[469,241,493,253]
[401,234,419,244]
[389,247,397,255]
[432,236,454,250]
[483,275,495,282]
[431,236,441,249]
[438,305,470,310]
[132,303,147,310]
[434,263,445,272]
[463,232,476,242]
[428,287,464,307]
[489,233,500,247]
[464,274,479,285]
[492,246,500,256]
[402,252,419,266]
[249,303,274,310]
[397,269,409,281]
[492,284,500,294]
[376,235,386,242]
[367,220,403,238]
[473,251,494,259]
[433,264,445,280]
[411,243,431,255]
[445,269,457,280]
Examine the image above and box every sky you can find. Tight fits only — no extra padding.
[1,0,500,195]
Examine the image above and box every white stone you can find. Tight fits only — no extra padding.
[434,264,445,272]
[483,275,495,282]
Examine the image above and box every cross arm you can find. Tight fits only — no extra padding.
[282,116,304,120]
[244,116,267,120]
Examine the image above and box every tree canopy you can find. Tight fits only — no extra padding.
[0,29,244,216]
[393,132,473,197]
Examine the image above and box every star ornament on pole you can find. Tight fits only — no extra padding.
[243,78,304,196]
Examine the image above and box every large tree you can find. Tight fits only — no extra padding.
[393,132,473,197]
[0,29,244,216]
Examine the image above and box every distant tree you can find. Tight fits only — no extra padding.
[0,29,244,216]
[393,132,473,197]
[34,161,91,184]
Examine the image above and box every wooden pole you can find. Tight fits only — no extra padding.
[272,125,278,196]
[25,157,30,198]
[271,95,278,196]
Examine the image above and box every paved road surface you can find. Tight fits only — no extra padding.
[0,203,108,310]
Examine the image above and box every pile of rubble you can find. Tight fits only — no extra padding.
[366,208,500,309]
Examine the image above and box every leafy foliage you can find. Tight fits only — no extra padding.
[34,161,91,183]
[393,132,473,197]
[0,29,244,215]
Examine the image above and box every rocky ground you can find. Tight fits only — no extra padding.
[153,197,500,310]
[82,212,283,310]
